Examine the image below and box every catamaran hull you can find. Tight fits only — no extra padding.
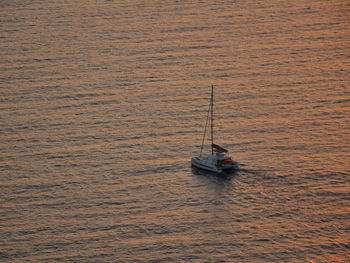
[191,157,238,173]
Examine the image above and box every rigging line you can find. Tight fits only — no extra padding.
[199,92,212,157]
[211,85,214,155]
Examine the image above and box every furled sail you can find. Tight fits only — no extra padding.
[212,143,228,153]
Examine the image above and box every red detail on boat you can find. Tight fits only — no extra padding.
[223,158,233,164]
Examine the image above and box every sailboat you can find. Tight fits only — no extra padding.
[191,85,239,173]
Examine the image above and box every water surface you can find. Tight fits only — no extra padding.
[1,0,349,262]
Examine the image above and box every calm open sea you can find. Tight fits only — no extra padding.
[1,0,349,262]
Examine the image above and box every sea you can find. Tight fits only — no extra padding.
[0,0,349,262]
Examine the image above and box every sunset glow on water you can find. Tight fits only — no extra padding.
[1,0,349,262]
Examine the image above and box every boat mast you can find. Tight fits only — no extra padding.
[199,87,211,157]
[211,85,214,155]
